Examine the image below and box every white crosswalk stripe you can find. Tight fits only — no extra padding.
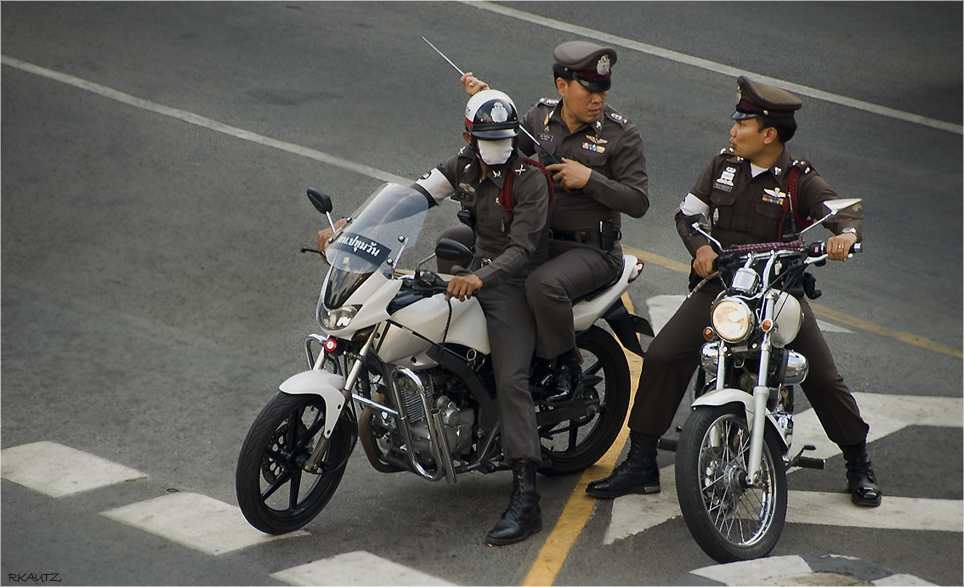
[1,441,147,497]
[271,551,454,586]
[101,492,307,556]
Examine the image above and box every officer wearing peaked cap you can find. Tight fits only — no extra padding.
[456,41,649,403]
[587,76,882,511]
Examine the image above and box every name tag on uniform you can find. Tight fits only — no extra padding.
[582,142,606,154]
[714,166,736,192]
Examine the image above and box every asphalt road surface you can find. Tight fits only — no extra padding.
[2,2,961,586]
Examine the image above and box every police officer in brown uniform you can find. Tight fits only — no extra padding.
[586,76,882,508]
[459,41,649,401]
[321,90,551,544]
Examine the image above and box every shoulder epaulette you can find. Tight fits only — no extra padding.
[538,97,559,107]
[791,159,813,174]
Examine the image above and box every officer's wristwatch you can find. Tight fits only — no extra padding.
[840,227,857,235]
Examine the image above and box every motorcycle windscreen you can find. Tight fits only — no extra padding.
[324,184,429,309]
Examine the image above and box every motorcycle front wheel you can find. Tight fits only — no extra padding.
[538,325,631,476]
[235,392,356,534]
[675,404,787,562]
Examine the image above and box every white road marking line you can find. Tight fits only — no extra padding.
[462,1,962,135]
[271,551,455,586]
[790,393,963,461]
[101,492,307,556]
[0,55,410,185]
[604,393,963,543]
[1,441,147,497]
[690,555,813,584]
[605,464,678,545]
[874,574,938,586]
[788,491,963,532]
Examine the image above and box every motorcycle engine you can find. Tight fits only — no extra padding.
[391,369,475,464]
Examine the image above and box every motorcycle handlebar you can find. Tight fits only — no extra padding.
[808,241,862,257]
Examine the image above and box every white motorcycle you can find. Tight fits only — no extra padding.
[235,183,652,534]
[674,198,864,562]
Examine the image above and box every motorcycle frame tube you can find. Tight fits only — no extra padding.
[388,366,447,482]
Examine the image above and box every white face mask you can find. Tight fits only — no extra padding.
[476,138,513,166]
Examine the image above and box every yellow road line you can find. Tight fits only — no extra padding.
[623,245,962,359]
[524,293,642,586]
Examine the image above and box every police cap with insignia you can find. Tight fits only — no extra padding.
[553,41,617,92]
[732,75,802,120]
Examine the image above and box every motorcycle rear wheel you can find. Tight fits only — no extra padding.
[236,392,355,534]
[538,325,630,476]
[676,404,787,562]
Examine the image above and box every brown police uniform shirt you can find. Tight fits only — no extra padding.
[676,147,861,257]
[518,99,649,255]
[413,146,550,289]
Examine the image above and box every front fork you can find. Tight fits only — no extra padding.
[301,328,379,471]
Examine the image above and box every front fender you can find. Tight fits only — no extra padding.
[691,388,789,451]
[279,370,347,439]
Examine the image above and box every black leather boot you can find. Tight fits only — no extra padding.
[586,432,660,498]
[486,461,543,546]
[842,440,882,507]
[544,353,582,404]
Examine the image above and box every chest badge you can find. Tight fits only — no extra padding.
[582,142,606,154]
[762,187,787,205]
[586,135,608,145]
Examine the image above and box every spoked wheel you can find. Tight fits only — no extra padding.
[676,404,787,562]
[236,392,356,534]
[538,325,630,476]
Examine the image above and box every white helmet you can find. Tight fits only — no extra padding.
[464,90,520,139]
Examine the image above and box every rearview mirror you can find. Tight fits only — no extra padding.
[306,188,333,215]
[822,198,863,220]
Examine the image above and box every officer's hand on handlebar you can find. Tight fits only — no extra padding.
[316,218,348,265]
[445,274,483,302]
[317,218,348,251]
[460,73,488,96]
[826,232,858,262]
[693,245,718,278]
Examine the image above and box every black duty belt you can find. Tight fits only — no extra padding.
[550,221,621,251]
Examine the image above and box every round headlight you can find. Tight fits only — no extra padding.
[320,305,359,330]
[712,298,753,343]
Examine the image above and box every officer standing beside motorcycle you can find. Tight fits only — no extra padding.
[586,76,882,508]
[455,41,649,403]
[318,90,551,546]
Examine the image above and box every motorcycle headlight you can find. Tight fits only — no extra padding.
[711,298,753,343]
[319,305,360,330]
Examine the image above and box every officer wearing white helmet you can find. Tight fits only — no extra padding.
[413,89,551,546]
[320,90,551,545]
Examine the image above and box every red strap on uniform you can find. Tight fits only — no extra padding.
[780,166,812,230]
[498,157,555,215]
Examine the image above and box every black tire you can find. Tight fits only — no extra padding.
[539,325,631,476]
[236,392,355,534]
[675,404,787,562]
